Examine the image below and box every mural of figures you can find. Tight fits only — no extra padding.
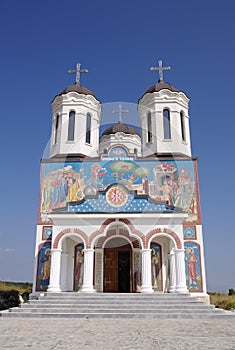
[150,243,162,291]
[40,146,199,223]
[74,244,84,291]
[184,242,202,292]
[36,242,51,291]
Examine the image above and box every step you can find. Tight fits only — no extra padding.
[22,303,214,310]
[2,312,234,319]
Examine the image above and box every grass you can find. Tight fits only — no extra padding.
[209,292,235,310]
[0,281,32,294]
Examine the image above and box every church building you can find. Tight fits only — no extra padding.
[32,61,208,300]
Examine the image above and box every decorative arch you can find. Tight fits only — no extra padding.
[96,228,140,249]
[146,228,182,249]
[53,227,88,249]
[89,218,145,249]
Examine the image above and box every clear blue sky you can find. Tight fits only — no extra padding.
[0,0,234,292]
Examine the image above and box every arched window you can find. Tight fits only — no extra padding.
[147,112,153,143]
[86,113,91,144]
[163,109,171,140]
[180,111,186,142]
[54,114,59,144]
[68,111,75,141]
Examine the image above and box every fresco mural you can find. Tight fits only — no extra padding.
[150,242,162,291]
[42,226,52,240]
[74,243,84,291]
[183,226,196,240]
[36,242,51,291]
[40,146,198,222]
[184,242,202,292]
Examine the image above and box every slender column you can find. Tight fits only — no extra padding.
[140,249,154,293]
[47,249,62,292]
[80,249,96,293]
[168,251,176,293]
[174,248,188,293]
[60,252,68,291]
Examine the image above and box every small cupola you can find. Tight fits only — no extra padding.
[99,104,141,156]
[138,60,191,158]
[50,63,101,159]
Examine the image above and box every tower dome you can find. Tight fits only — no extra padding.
[52,82,97,102]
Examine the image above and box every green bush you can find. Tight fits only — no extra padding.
[228,288,235,296]
[0,290,20,311]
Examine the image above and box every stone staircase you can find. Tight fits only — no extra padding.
[1,293,234,318]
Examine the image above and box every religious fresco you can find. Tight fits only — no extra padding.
[36,242,51,291]
[40,146,199,222]
[74,243,84,291]
[42,226,52,240]
[183,226,196,240]
[184,242,202,292]
[150,242,162,291]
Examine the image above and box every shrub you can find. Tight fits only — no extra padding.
[228,288,235,296]
[0,290,20,311]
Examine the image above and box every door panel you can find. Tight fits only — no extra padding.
[103,248,118,292]
[118,251,130,293]
[103,246,133,293]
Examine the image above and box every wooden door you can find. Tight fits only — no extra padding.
[118,250,131,293]
[103,248,118,292]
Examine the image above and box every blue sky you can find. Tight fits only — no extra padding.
[0,0,234,292]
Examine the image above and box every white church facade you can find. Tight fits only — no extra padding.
[32,61,208,299]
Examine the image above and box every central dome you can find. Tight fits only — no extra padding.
[101,121,140,137]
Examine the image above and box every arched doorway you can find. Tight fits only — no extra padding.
[60,234,85,292]
[103,237,132,293]
[149,234,177,293]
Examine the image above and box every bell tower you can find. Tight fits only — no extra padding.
[138,60,191,158]
[50,63,101,158]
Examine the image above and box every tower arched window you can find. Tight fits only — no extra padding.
[147,112,153,143]
[163,109,171,140]
[54,114,59,144]
[180,111,186,142]
[86,113,91,144]
[68,111,75,141]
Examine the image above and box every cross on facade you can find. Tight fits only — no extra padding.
[112,104,129,123]
[150,60,171,82]
[68,63,88,84]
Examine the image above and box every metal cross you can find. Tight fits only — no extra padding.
[68,63,88,84]
[150,60,171,82]
[112,104,129,123]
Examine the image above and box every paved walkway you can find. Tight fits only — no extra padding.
[1,318,235,349]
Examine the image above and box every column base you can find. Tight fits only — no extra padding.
[47,285,61,293]
[80,284,96,293]
[169,287,176,293]
[175,285,189,293]
[140,285,154,293]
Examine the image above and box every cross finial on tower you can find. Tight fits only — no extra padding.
[68,63,88,84]
[112,104,129,123]
[150,60,171,82]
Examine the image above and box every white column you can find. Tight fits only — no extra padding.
[47,248,62,292]
[174,248,188,293]
[60,252,68,291]
[80,249,96,293]
[140,249,154,293]
[168,251,176,293]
